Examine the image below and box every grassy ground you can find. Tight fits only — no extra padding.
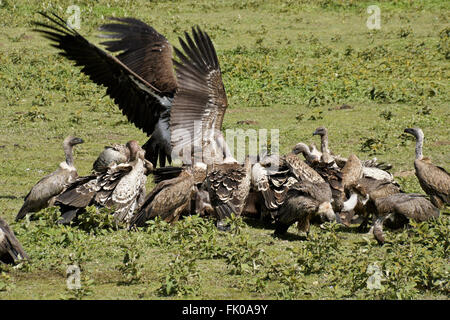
[0,0,448,299]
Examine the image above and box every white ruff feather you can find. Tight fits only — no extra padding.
[59,161,76,172]
[343,193,358,212]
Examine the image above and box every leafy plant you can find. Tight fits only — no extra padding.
[76,206,118,235]
[379,110,394,120]
[116,239,144,285]
[221,233,266,276]
[157,253,200,297]
[61,274,94,300]
[359,134,389,155]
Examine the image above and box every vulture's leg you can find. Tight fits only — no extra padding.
[372,214,392,245]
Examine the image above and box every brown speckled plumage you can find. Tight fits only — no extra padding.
[56,141,149,225]
[130,169,196,227]
[206,158,252,220]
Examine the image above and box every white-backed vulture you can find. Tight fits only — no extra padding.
[309,161,345,213]
[205,157,252,224]
[15,136,84,221]
[273,181,336,236]
[404,127,450,208]
[341,176,402,230]
[253,146,341,230]
[256,146,327,213]
[129,165,207,227]
[372,193,440,244]
[34,13,233,168]
[55,141,150,225]
[168,26,234,166]
[34,13,176,167]
[292,142,320,166]
[92,143,130,173]
[312,126,393,172]
[0,217,29,264]
[152,164,213,217]
[341,154,364,191]
[308,143,323,163]
[312,126,335,165]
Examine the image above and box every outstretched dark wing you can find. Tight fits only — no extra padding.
[99,17,177,94]
[170,26,228,163]
[33,12,171,142]
[98,17,178,167]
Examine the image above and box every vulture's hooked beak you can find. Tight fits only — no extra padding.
[73,137,84,145]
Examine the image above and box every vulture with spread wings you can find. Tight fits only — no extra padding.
[34,12,232,168]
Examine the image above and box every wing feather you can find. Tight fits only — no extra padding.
[170,26,228,160]
[33,12,169,137]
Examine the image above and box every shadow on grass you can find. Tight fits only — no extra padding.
[0,195,21,199]
[272,232,308,241]
[242,216,276,230]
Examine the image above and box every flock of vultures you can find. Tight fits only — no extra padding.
[1,12,449,265]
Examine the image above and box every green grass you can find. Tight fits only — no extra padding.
[0,0,449,299]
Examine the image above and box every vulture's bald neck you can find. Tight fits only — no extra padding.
[414,132,424,160]
[63,142,75,167]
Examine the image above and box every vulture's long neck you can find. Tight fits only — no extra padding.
[321,133,329,154]
[414,134,424,160]
[320,133,332,163]
[64,144,74,167]
[295,143,315,160]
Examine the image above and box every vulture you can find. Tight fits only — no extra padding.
[309,161,345,213]
[308,143,323,163]
[292,142,320,166]
[119,11,244,230]
[341,176,402,230]
[250,158,296,222]
[92,143,130,173]
[15,136,84,221]
[404,127,450,209]
[274,181,336,236]
[128,14,241,229]
[337,154,366,224]
[205,157,252,226]
[372,193,440,244]
[312,126,393,172]
[0,217,29,265]
[55,140,150,225]
[129,164,207,227]
[255,146,327,213]
[341,154,364,191]
[252,145,341,234]
[34,12,233,168]
[34,13,175,167]
[312,126,337,165]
